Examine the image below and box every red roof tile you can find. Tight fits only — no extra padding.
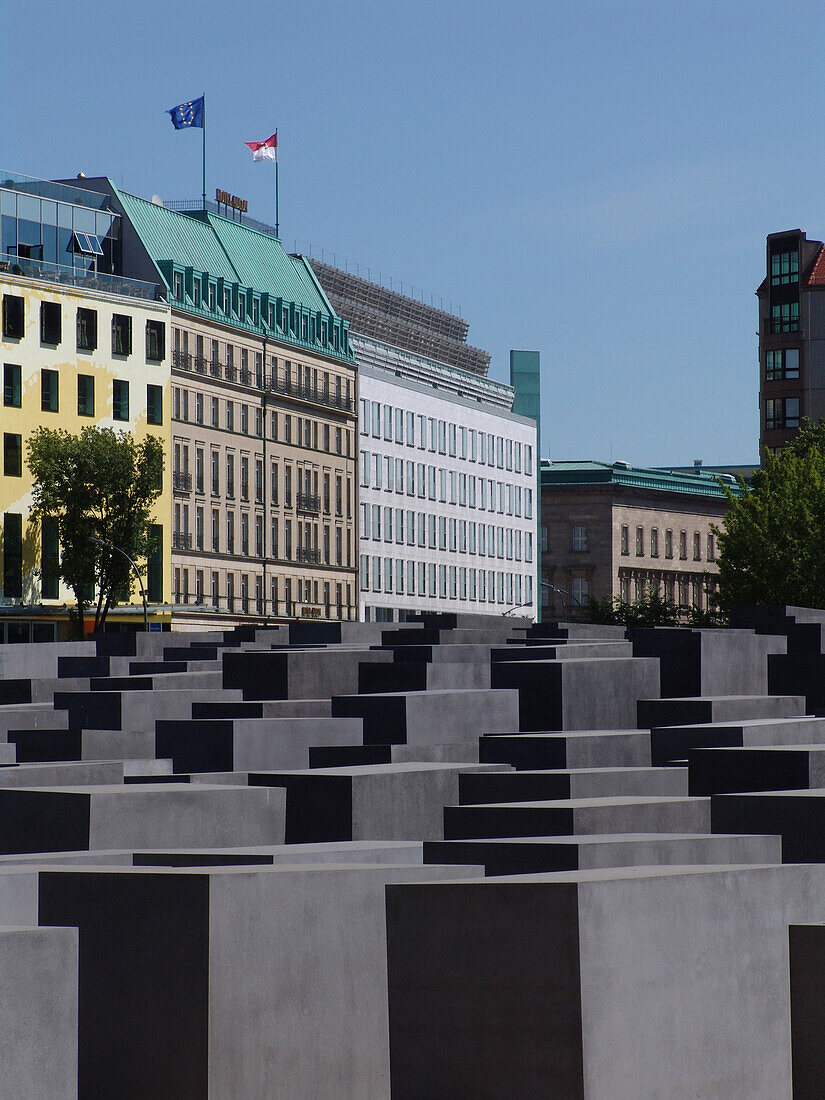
[805,245,825,285]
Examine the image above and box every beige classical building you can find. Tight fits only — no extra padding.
[169,315,356,624]
[73,177,358,627]
[540,461,744,616]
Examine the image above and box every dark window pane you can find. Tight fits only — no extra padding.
[41,369,58,412]
[3,433,21,477]
[3,513,22,598]
[40,301,61,345]
[147,384,163,425]
[3,363,21,407]
[112,313,132,356]
[41,516,59,599]
[77,375,94,417]
[76,308,97,351]
[2,295,24,339]
[113,380,129,421]
[146,320,166,361]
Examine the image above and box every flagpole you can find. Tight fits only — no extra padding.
[201,93,206,211]
[275,154,280,239]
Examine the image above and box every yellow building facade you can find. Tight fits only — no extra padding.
[0,270,171,639]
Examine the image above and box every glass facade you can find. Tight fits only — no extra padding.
[0,170,118,279]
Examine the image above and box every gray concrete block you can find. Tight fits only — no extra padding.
[423,832,783,874]
[651,716,825,767]
[638,694,808,729]
[0,704,68,736]
[222,646,393,700]
[492,657,660,731]
[689,744,825,796]
[250,762,511,842]
[81,730,156,761]
[155,716,364,773]
[386,863,825,1099]
[332,688,520,745]
[712,789,825,861]
[37,861,480,1099]
[629,627,786,697]
[444,795,711,839]
[130,840,425,867]
[458,766,688,804]
[0,784,285,853]
[480,730,652,770]
[0,761,123,787]
[789,922,825,1097]
[0,926,78,1100]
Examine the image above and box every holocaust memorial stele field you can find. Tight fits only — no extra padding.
[2,608,825,1095]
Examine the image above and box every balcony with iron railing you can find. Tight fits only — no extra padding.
[172,532,193,550]
[297,492,321,514]
[172,349,352,414]
[173,472,192,494]
[297,547,321,564]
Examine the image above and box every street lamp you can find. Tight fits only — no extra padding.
[88,537,149,632]
[540,581,583,619]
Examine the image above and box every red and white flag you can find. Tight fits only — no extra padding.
[245,132,277,162]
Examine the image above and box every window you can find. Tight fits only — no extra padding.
[77,375,94,417]
[226,401,234,432]
[40,301,61,345]
[765,397,800,430]
[620,525,629,555]
[241,456,249,500]
[112,314,132,356]
[572,525,587,551]
[2,295,24,339]
[771,302,799,333]
[227,512,235,553]
[3,513,22,598]
[693,532,701,561]
[146,319,166,361]
[41,516,59,599]
[665,529,673,559]
[3,364,21,407]
[41,369,58,412]
[112,380,129,421]
[174,272,184,301]
[679,531,687,560]
[147,384,163,425]
[76,308,97,351]
[226,454,235,498]
[3,433,21,477]
[765,348,799,381]
[211,509,219,552]
[707,533,715,561]
[571,576,589,607]
[146,524,163,603]
[651,529,659,558]
[771,250,799,286]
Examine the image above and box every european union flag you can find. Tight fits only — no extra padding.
[167,96,204,130]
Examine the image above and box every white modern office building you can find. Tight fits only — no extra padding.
[309,259,539,622]
[356,339,537,621]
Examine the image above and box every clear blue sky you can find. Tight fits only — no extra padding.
[4,0,825,465]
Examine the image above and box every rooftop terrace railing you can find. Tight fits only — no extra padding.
[0,255,158,301]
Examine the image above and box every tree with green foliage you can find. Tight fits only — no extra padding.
[26,426,163,637]
[582,584,727,627]
[714,419,825,611]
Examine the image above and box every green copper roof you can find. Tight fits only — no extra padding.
[540,460,745,499]
[200,212,333,315]
[110,187,352,362]
[114,188,237,281]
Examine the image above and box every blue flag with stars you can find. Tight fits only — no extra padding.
[167,96,204,130]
